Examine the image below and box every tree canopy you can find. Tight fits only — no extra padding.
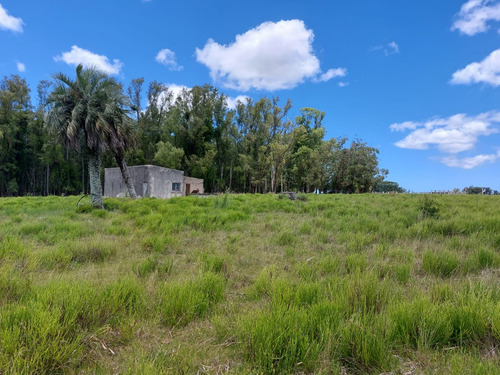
[0,73,391,197]
[45,66,136,207]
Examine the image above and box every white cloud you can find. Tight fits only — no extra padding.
[391,111,500,154]
[155,48,183,71]
[166,84,189,101]
[338,81,349,87]
[387,41,400,55]
[452,0,500,35]
[440,151,500,169]
[315,68,347,82]
[0,4,23,33]
[147,84,188,112]
[16,62,25,72]
[54,45,123,75]
[451,48,500,86]
[195,19,345,91]
[389,121,419,132]
[370,41,400,56]
[226,95,249,109]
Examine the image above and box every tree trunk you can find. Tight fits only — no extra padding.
[270,165,275,194]
[115,150,137,199]
[88,150,103,208]
[45,164,49,196]
[81,156,85,194]
[229,158,233,192]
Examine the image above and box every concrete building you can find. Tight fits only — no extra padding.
[104,165,204,199]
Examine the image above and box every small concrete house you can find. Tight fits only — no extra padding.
[104,165,204,199]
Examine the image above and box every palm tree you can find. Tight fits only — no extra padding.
[45,65,137,208]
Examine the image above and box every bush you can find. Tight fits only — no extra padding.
[418,196,440,218]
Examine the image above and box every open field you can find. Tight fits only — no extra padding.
[1,194,500,374]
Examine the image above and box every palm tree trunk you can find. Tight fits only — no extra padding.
[88,150,103,208]
[115,150,137,199]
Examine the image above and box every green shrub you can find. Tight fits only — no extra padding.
[418,195,440,218]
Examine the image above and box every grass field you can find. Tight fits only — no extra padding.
[1,193,500,374]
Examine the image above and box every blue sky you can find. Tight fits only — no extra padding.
[1,0,500,192]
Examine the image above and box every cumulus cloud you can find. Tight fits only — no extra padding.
[155,48,183,71]
[451,48,500,86]
[391,112,500,153]
[391,111,500,168]
[370,41,400,56]
[440,151,500,169]
[452,0,500,35]
[0,4,23,33]
[195,19,345,91]
[226,95,250,109]
[54,45,123,75]
[166,84,189,101]
[16,62,25,72]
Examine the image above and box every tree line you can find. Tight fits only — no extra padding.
[0,68,389,200]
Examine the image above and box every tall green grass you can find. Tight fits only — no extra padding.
[1,194,500,373]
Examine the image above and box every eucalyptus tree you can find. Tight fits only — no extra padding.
[45,65,137,207]
[0,75,35,195]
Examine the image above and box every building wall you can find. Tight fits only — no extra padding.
[148,165,184,198]
[104,166,149,198]
[104,165,185,199]
[184,176,204,196]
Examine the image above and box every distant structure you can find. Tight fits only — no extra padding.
[104,165,204,199]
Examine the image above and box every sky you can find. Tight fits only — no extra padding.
[1,0,500,192]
